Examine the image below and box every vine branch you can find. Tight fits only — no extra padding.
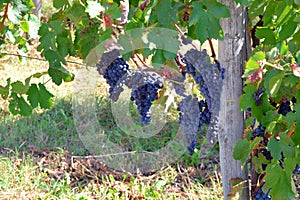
[0,3,9,32]
[207,38,217,62]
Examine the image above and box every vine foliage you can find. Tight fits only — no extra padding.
[0,0,299,199]
[233,0,300,199]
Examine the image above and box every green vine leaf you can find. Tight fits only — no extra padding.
[255,27,277,45]
[53,0,69,9]
[263,69,284,97]
[233,139,251,164]
[11,81,28,94]
[265,163,296,200]
[292,122,300,145]
[189,0,230,43]
[27,83,54,109]
[9,92,32,116]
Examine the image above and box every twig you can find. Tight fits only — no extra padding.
[174,24,185,37]
[287,122,296,137]
[134,53,153,71]
[174,24,197,49]
[0,3,9,32]
[130,54,143,70]
[208,38,217,62]
[253,173,267,194]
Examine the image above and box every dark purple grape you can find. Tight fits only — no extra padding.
[293,164,300,174]
[254,187,272,200]
[130,71,163,124]
[261,149,273,161]
[278,101,291,116]
[254,88,264,106]
[251,125,265,140]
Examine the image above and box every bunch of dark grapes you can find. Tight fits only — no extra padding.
[175,51,225,144]
[254,88,264,106]
[175,55,212,111]
[278,100,292,116]
[178,96,212,154]
[254,187,272,200]
[101,57,131,100]
[177,95,200,154]
[251,125,265,140]
[130,71,163,124]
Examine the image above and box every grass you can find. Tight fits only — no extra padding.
[0,65,222,199]
[0,1,222,199]
[0,149,223,199]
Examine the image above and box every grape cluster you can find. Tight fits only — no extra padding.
[175,55,211,107]
[96,51,132,101]
[177,95,201,154]
[278,100,292,116]
[175,50,225,144]
[251,125,265,140]
[184,49,224,143]
[178,96,212,154]
[103,58,130,95]
[97,50,164,124]
[254,187,272,200]
[198,100,211,126]
[130,71,163,124]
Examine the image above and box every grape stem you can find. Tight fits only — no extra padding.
[253,173,267,194]
[134,53,149,68]
[207,38,217,62]
[174,24,198,49]
[287,122,296,137]
[130,54,143,71]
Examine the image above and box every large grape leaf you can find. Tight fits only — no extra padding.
[27,83,54,109]
[265,163,297,200]
[263,69,284,97]
[268,137,295,160]
[9,93,32,116]
[189,0,230,43]
[150,0,179,27]
[255,27,277,45]
[233,139,251,164]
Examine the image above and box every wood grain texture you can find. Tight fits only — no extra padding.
[218,1,250,199]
